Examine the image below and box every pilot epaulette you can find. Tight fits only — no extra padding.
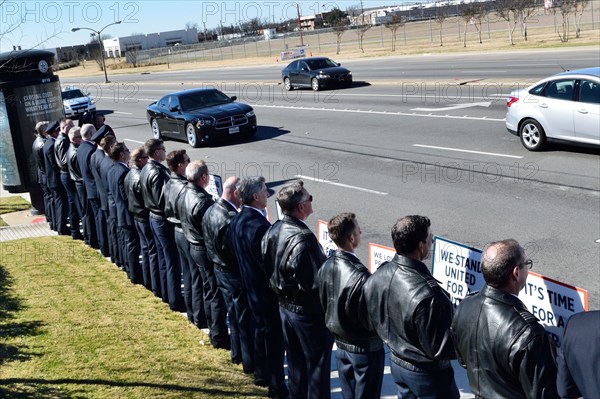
[427,279,440,289]
[517,309,539,324]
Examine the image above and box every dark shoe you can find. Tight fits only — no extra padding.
[253,378,268,387]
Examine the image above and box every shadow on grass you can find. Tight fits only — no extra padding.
[0,378,261,397]
[0,265,45,367]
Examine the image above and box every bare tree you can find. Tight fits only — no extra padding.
[385,14,404,51]
[472,3,489,44]
[573,0,590,38]
[326,8,349,54]
[185,21,199,31]
[435,7,450,47]
[357,25,371,53]
[461,3,477,47]
[496,0,520,45]
[554,0,574,42]
[513,0,538,40]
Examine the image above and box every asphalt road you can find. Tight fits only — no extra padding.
[63,48,600,310]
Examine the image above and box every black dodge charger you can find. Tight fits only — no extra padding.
[146,88,257,148]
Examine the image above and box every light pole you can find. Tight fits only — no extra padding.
[72,21,122,83]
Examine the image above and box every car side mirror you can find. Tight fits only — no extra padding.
[337,63,341,66]
[301,67,307,71]
[230,96,237,102]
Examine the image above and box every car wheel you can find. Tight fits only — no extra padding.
[311,78,320,91]
[151,119,162,139]
[284,77,293,91]
[186,123,200,148]
[519,119,546,151]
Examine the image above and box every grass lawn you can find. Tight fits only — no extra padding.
[0,237,266,399]
[0,197,32,227]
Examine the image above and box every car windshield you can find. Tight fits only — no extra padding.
[62,89,86,100]
[179,91,231,111]
[306,58,338,70]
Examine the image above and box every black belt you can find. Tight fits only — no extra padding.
[134,216,148,223]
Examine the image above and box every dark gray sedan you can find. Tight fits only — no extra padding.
[281,57,352,91]
[146,88,257,148]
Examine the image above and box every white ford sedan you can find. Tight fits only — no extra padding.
[506,67,599,151]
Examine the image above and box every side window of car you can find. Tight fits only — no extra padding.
[299,62,308,71]
[158,97,168,109]
[169,96,180,110]
[290,61,298,71]
[544,79,576,101]
[578,79,600,104]
[529,83,546,96]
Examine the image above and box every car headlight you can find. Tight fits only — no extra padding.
[90,99,95,104]
[348,71,352,76]
[195,118,214,128]
[318,74,330,79]
[246,110,255,118]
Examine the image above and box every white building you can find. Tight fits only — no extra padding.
[102,28,198,58]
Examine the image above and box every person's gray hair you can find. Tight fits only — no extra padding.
[236,176,265,205]
[277,180,306,214]
[80,123,96,140]
[35,121,49,135]
[186,160,208,182]
[68,127,81,140]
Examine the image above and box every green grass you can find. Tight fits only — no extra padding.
[0,237,266,399]
[0,196,31,227]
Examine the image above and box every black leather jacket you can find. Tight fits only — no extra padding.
[164,173,187,226]
[451,285,559,399]
[261,215,326,315]
[67,143,83,182]
[317,250,383,354]
[140,159,170,216]
[55,133,70,174]
[202,198,238,269]
[363,254,456,372]
[180,183,214,246]
[32,135,46,175]
[124,165,148,220]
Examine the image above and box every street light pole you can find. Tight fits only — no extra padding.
[72,21,122,84]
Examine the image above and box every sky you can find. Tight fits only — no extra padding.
[0,0,404,51]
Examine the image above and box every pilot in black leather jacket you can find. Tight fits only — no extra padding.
[164,172,187,226]
[317,250,382,354]
[363,254,456,372]
[140,159,170,216]
[261,215,326,315]
[124,164,149,220]
[202,198,238,269]
[180,182,214,246]
[451,285,559,399]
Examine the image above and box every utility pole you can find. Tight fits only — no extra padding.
[297,3,304,46]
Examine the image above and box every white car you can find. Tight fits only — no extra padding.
[506,67,599,151]
[61,86,96,118]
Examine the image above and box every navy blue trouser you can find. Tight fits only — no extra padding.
[60,173,81,238]
[335,347,385,399]
[134,218,159,294]
[214,266,255,369]
[190,244,229,349]
[50,183,69,235]
[96,207,109,257]
[279,307,334,399]
[121,225,142,284]
[149,215,184,311]
[390,361,459,399]
[174,228,195,323]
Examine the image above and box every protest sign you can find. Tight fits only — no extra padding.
[368,243,396,273]
[317,220,336,257]
[432,236,588,346]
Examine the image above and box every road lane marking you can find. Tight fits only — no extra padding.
[253,104,505,122]
[413,144,524,159]
[412,102,492,112]
[296,175,388,196]
[113,111,133,115]
[124,139,145,144]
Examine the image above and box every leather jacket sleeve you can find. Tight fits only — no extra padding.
[286,232,326,293]
[510,328,559,399]
[55,135,70,172]
[414,295,456,362]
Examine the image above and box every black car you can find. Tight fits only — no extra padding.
[281,57,352,91]
[146,88,257,148]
